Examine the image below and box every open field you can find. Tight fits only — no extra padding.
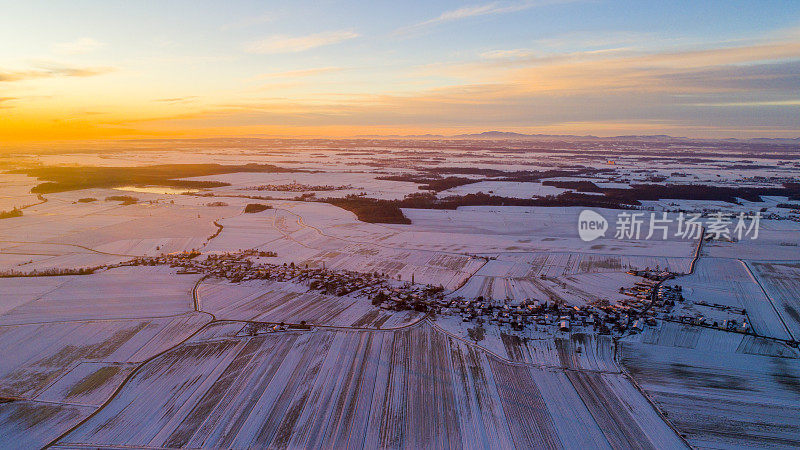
[0,314,209,398]
[665,257,793,340]
[184,171,423,200]
[0,266,198,324]
[440,181,568,198]
[704,220,800,260]
[401,207,699,256]
[205,204,487,290]
[433,316,619,371]
[57,322,684,449]
[750,262,800,341]
[0,313,210,448]
[36,362,138,407]
[0,174,40,211]
[0,263,211,448]
[0,400,96,449]
[0,190,236,272]
[198,279,423,328]
[621,331,800,448]
[454,253,690,304]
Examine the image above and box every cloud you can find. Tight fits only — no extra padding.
[434,3,511,22]
[155,96,199,103]
[131,35,800,138]
[0,97,17,108]
[654,61,800,92]
[691,100,800,107]
[0,64,114,82]
[396,0,573,35]
[471,32,662,68]
[244,30,359,54]
[426,38,800,88]
[480,49,536,60]
[53,37,105,55]
[45,65,114,77]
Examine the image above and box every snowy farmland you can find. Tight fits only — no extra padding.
[1,141,799,448]
[750,262,800,341]
[0,266,198,324]
[183,171,424,200]
[439,181,568,198]
[0,189,235,272]
[621,325,800,448]
[56,322,684,449]
[205,203,488,290]
[665,258,793,340]
[198,279,424,328]
[453,253,691,304]
[0,313,211,447]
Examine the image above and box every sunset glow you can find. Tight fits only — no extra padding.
[2,1,799,141]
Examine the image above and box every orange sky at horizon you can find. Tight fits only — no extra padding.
[2,2,799,143]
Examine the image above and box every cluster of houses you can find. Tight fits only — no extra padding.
[622,270,758,336]
[768,209,800,223]
[243,182,354,192]
[667,297,753,334]
[372,269,679,335]
[116,250,762,340]
[377,290,659,335]
[117,250,392,297]
[671,313,750,333]
[377,266,759,340]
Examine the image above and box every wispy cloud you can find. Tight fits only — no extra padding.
[0,64,114,82]
[138,35,800,138]
[477,32,649,64]
[155,96,199,103]
[480,49,536,60]
[244,30,359,54]
[654,60,800,92]
[52,37,105,55]
[0,97,17,108]
[691,99,800,107]
[396,0,573,35]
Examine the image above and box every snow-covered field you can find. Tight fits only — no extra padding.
[58,322,683,449]
[184,171,423,200]
[199,279,423,328]
[439,180,567,198]
[0,313,211,447]
[0,266,198,324]
[665,258,793,340]
[400,206,699,257]
[620,325,800,448]
[0,189,237,272]
[750,262,800,341]
[0,142,798,448]
[0,174,40,211]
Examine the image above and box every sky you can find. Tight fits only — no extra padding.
[1,0,799,141]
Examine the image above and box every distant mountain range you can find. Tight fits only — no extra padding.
[355,130,800,144]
